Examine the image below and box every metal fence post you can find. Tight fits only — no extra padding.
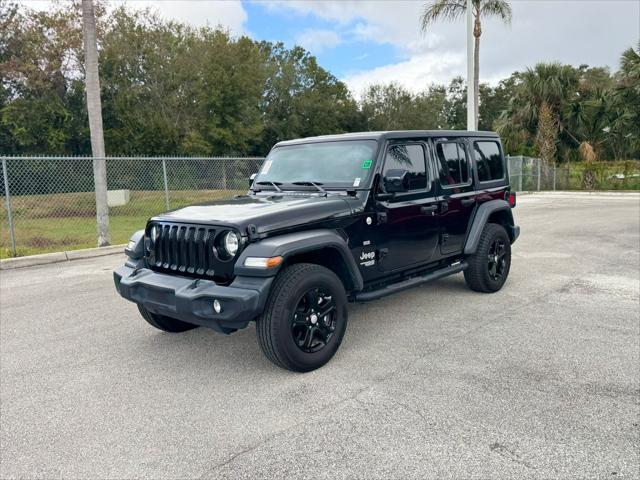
[518,156,523,192]
[553,166,556,191]
[537,158,541,191]
[1,158,17,257]
[161,158,170,210]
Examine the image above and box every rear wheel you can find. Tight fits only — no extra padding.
[256,263,348,372]
[464,223,511,293]
[137,304,199,333]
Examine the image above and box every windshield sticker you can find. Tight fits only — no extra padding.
[353,177,361,187]
[261,160,272,174]
[362,159,372,169]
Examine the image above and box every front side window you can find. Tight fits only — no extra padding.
[436,142,469,186]
[256,140,377,188]
[474,141,504,182]
[383,144,427,191]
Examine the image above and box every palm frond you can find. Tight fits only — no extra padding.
[421,0,466,32]
[479,0,512,23]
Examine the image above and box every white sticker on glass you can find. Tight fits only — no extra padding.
[261,160,272,174]
[353,177,361,187]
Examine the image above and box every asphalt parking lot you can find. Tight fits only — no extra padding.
[1,192,639,479]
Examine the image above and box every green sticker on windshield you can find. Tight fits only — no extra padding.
[362,159,372,169]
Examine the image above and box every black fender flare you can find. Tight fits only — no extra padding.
[463,200,518,255]
[234,229,364,291]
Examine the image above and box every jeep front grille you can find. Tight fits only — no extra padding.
[145,222,234,281]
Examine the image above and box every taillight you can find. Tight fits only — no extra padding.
[506,191,516,208]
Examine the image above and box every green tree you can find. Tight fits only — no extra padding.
[496,63,579,164]
[421,0,512,125]
[259,44,360,152]
[478,75,517,131]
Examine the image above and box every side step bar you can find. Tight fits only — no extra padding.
[354,262,468,303]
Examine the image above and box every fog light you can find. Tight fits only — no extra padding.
[213,299,222,314]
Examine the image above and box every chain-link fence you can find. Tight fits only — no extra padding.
[1,155,638,258]
[0,157,264,258]
[506,156,640,192]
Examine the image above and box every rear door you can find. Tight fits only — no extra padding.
[432,137,477,256]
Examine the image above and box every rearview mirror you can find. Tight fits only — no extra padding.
[383,169,410,193]
[249,173,257,187]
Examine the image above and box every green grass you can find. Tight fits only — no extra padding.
[0,189,243,258]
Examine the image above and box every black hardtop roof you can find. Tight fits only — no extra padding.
[275,130,499,146]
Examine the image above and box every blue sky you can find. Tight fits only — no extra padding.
[243,1,398,79]
[26,0,640,95]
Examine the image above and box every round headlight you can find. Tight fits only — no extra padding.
[223,231,239,256]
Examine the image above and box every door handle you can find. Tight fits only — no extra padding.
[461,198,476,207]
[421,205,437,214]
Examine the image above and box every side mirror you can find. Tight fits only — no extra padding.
[249,173,257,188]
[383,169,410,193]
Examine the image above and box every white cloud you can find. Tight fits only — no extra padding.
[261,0,430,51]
[119,0,248,35]
[343,51,465,98]
[294,29,342,54]
[20,0,250,35]
[260,0,639,93]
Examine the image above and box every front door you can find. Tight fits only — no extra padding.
[367,141,440,280]
[432,138,477,255]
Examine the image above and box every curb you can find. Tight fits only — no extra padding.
[521,190,640,196]
[0,244,126,271]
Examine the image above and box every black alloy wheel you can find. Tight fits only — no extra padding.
[487,238,507,281]
[291,287,336,353]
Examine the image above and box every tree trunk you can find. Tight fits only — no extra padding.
[82,0,110,246]
[473,13,481,128]
[535,101,557,189]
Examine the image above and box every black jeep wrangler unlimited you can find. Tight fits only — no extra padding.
[114,131,519,372]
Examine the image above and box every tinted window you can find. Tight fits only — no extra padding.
[474,141,504,182]
[383,144,427,191]
[436,142,469,186]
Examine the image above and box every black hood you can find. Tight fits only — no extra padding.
[152,194,355,235]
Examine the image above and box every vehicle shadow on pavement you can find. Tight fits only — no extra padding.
[128,275,490,376]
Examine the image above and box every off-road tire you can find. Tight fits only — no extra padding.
[137,304,199,332]
[256,263,348,372]
[464,223,511,293]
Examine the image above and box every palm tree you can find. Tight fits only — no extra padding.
[495,62,578,187]
[421,0,512,126]
[82,0,110,246]
[517,63,579,167]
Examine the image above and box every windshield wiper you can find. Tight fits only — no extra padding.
[291,181,326,194]
[255,181,282,192]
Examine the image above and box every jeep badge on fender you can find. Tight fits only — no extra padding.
[114,130,520,372]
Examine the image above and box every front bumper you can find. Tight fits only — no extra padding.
[113,266,272,333]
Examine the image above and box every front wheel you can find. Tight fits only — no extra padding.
[256,263,348,372]
[464,223,512,293]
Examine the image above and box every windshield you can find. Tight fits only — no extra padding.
[255,140,378,189]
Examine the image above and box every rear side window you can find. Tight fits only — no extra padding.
[474,141,504,182]
[383,144,427,191]
[435,142,469,186]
